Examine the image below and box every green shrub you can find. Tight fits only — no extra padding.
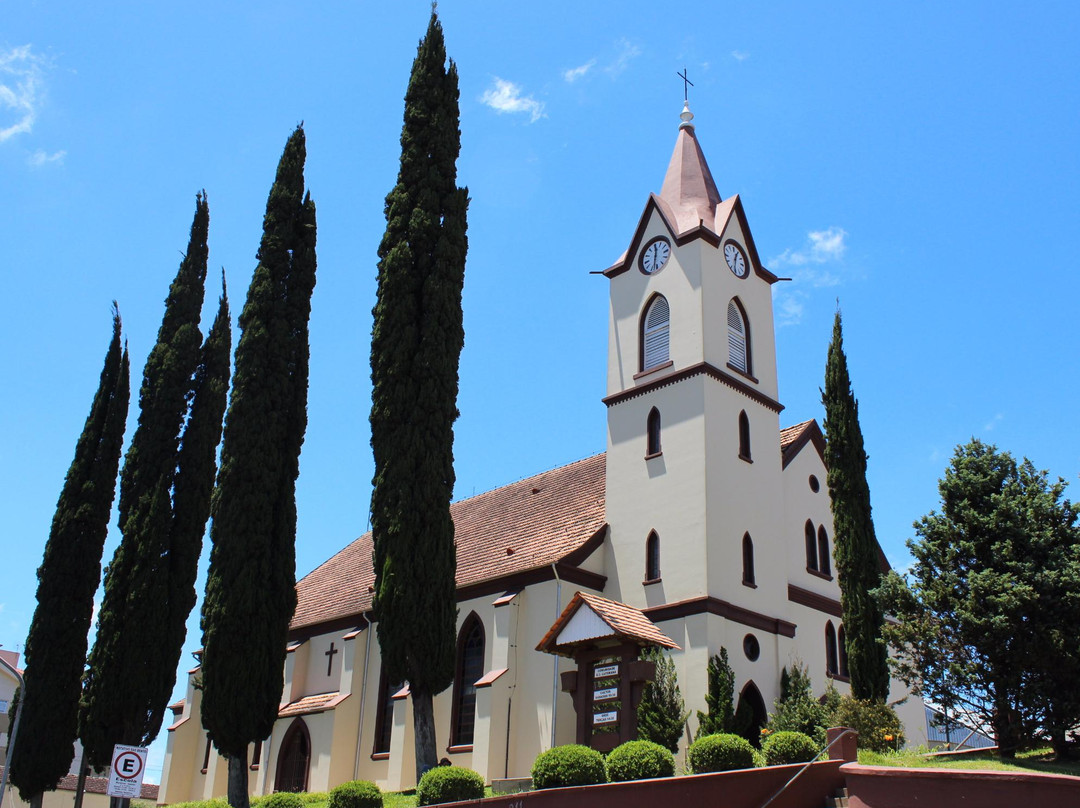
[688,733,759,773]
[415,766,484,806]
[831,696,905,754]
[761,731,820,765]
[260,794,305,808]
[328,780,383,808]
[531,744,607,789]
[167,800,231,808]
[605,740,675,782]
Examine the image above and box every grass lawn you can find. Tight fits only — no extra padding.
[857,747,1080,778]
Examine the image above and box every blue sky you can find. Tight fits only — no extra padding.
[3,0,1078,782]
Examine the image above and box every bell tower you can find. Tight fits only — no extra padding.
[601,103,787,617]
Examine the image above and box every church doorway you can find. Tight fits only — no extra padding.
[275,718,311,793]
[734,681,767,747]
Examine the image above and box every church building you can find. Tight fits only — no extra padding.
[158,103,921,803]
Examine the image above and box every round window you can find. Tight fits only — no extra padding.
[743,634,760,662]
[809,474,820,493]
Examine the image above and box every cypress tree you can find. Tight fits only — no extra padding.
[369,7,468,780]
[822,309,890,701]
[201,126,316,808]
[81,197,231,771]
[10,309,129,806]
[695,649,736,738]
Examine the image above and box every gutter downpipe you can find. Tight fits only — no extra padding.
[0,655,25,808]
[549,563,562,750]
[353,612,374,780]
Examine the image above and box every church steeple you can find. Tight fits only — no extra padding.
[658,101,722,234]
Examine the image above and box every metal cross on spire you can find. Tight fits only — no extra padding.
[677,68,694,101]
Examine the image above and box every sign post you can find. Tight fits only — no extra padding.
[107,745,148,799]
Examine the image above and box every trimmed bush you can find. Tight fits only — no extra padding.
[328,780,383,808]
[260,794,305,808]
[416,766,484,806]
[688,733,758,773]
[761,731,819,766]
[605,740,676,782]
[831,696,905,753]
[531,744,607,789]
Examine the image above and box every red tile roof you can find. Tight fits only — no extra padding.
[292,454,607,632]
[781,419,826,469]
[278,691,346,718]
[537,591,680,656]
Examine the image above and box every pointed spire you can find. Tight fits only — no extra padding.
[659,101,722,233]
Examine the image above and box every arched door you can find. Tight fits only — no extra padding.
[734,682,768,747]
[275,718,310,793]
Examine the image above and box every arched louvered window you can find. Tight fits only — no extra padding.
[805,520,818,571]
[451,613,485,747]
[645,531,661,582]
[818,526,831,576]
[641,295,670,371]
[275,718,311,793]
[838,625,850,678]
[825,622,839,677]
[742,533,755,586]
[738,410,751,460]
[646,408,662,457]
[727,299,750,374]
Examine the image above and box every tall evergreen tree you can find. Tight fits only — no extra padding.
[822,310,890,701]
[636,647,687,753]
[10,309,129,806]
[369,8,468,781]
[81,197,231,770]
[201,126,316,808]
[695,649,735,738]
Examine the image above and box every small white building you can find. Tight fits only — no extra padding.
[159,104,922,803]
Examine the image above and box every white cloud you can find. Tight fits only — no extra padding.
[563,60,596,83]
[983,413,1004,432]
[771,227,849,287]
[731,50,750,62]
[773,288,806,327]
[27,147,65,167]
[480,78,545,123]
[605,38,641,77]
[0,44,49,144]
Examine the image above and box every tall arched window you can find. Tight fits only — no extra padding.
[372,667,401,756]
[646,408,662,457]
[451,613,485,747]
[742,533,755,586]
[641,295,670,371]
[645,531,661,582]
[838,625,850,678]
[727,299,750,374]
[825,622,839,677]
[805,520,818,571]
[738,410,751,460]
[275,718,311,793]
[817,526,831,576]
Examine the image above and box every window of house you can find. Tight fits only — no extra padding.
[742,533,755,586]
[838,625,850,678]
[646,408,662,457]
[201,735,211,774]
[727,299,750,374]
[805,520,818,571]
[250,739,262,770]
[451,614,485,748]
[738,410,751,461]
[825,622,839,677]
[817,526,831,576]
[645,531,661,582]
[641,295,670,371]
[372,667,401,756]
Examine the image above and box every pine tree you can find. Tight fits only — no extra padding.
[80,197,231,770]
[822,309,890,701]
[695,649,735,738]
[369,7,468,781]
[636,647,687,753]
[10,309,129,806]
[201,126,316,808]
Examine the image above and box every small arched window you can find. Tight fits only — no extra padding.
[818,526,831,576]
[641,295,670,371]
[825,622,839,677]
[727,299,750,374]
[805,520,818,571]
[838,625,850,678]
[645,531,661,582]
[646,408,662,457]
[451,614,485,747]
[742,533,755,586]
[738,410,751,461]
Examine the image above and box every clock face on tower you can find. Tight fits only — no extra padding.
[724,241,749,278]
[640,237,671,275]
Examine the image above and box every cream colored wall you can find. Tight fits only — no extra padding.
[2,785,115,808]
